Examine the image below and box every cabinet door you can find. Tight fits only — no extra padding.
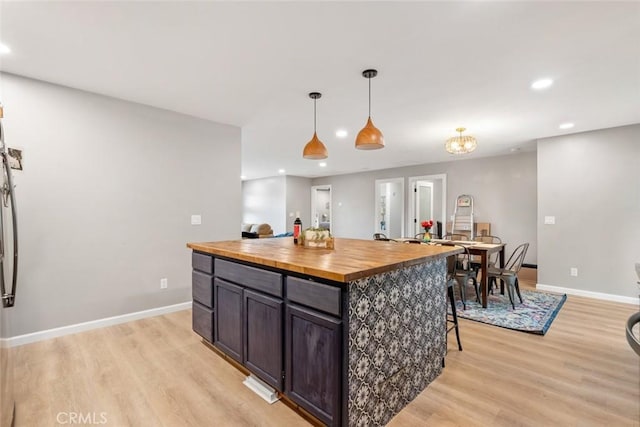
[214,278,243,363]
[244,290,283,390]
[192,301,214,343]
[285,303,342,426]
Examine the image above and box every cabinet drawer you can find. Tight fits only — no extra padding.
[286,277,341,317]
[192,301,214,342]
[192,252,214,274]
[215,259,283,297]
[192,271,214,308]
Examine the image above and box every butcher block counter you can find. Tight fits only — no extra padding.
[187,237,460,282]
[187,237,460,427]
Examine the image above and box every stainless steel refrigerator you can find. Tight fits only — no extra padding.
[0,102,18,427]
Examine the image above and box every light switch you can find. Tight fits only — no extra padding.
[544,216,555,225]
[191,214,202,225]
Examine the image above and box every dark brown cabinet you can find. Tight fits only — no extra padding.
[192,252,215,342]
[285,303,342,426]
[214,278,244,363]
[244,289,283,390]
[193,254,345,425]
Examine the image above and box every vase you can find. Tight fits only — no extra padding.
[423,230,431,242]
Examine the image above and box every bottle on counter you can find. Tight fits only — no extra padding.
[293,213,302,244]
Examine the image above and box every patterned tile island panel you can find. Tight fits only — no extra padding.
[347,258,447,426]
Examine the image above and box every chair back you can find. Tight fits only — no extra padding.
[505,243,529,273]
[442,233,468,241]
[473,235,501,244]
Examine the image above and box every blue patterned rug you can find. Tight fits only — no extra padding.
[452,289,567,335]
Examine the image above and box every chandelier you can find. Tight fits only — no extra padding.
[445,127,477,154]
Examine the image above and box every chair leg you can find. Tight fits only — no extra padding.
[505,277,515,309]
[488,276,495,294]
[455,277,467,310]
[514,277,523,303]
[447,283,462,351]
[472,277,480,303]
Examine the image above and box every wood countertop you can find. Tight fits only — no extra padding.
[187,237,462,283]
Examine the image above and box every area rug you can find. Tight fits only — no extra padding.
[452,289,567,335]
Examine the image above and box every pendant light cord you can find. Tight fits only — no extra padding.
[314,98,317,132]
[368,77,372,117]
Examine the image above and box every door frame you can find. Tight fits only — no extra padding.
[311,185,332,230]
[407,174,447,238]
[374,178,405,238]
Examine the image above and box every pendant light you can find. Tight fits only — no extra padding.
[355,69,384,150]
[303,92,328,160]
[445,127,477,154]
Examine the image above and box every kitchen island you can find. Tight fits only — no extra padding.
[187,237,460,427]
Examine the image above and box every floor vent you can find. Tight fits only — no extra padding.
[243,374,280,404]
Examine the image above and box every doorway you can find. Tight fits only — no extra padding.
[374,178,404,239]
[311,185,331,231]
[408,174,447,238]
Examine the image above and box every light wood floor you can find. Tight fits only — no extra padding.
[12,276,640,426]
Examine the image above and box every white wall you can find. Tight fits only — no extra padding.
[1,73,241,336]
[242,176,286,233]
[537,124,640,299]
[313,151,538,263]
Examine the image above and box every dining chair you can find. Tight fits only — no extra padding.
[487,243,529,309]
[373,233,388,241]
[453,245,480,310]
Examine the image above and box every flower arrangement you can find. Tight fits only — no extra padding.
[420,220,434,232]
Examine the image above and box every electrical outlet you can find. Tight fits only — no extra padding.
[160,278,168,289]
[544,216,556,225]
[570,268,578,277]
[191,214,202,225]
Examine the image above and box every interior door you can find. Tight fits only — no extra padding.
[407,174,447,239]
[414,181,433,236]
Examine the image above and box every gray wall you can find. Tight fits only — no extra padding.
[537,124,640,298]
[1,73,241,336]
[242,176,286,233]
[312,151,538,263]
[286,176,311,232]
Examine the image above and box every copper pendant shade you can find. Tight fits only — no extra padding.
[303,92,328,160]
[355,69,384,150]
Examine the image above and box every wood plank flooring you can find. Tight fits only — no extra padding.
[12,277,640,426]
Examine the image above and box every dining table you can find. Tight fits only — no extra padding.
[429,239,506,308]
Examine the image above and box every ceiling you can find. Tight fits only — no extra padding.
[1,1,639,180]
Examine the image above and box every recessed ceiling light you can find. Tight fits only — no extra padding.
[559,122,574,130]
[531,78,553,90]
[0,43,11,55]
[319,162,327,167]
[278,169,286,174]
[335,129,348,138]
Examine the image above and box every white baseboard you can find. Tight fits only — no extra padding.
[537,283,639,305]
[1,301,192,348]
